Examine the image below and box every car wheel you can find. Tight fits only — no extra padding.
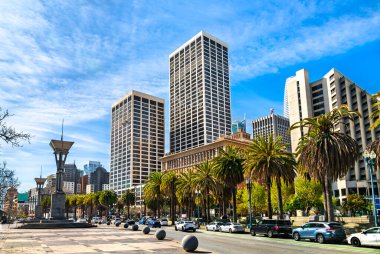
[229,229,232,234]
[182,227,185,232]
[316,234,325,244]
[351,237,361,247]
[251,229,256,236]
[293,232,300,241]
[175,226,178,231]
[267,230,274,238]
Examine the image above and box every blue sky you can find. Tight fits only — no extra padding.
[1,0,379,192]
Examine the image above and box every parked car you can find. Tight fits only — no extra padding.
[139,218,147,225]
[68,218,75,222]
[147,219,161,228]
[219,222,245,233]
[91,217,100,224]
[160,218,168,226]
[347,227,380,247]
[250,219,292,238]
[292,222,346,244]
[113,218,121,225]
[76,218,87,223]
[175,221,196,232]
[206,222,225,231]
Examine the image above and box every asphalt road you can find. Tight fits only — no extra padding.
[161,226,380,254]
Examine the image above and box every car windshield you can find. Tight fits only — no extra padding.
[162,219,167,221]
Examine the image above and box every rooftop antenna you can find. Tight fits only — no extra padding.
[270,108,274,115]
[61,119,64,141]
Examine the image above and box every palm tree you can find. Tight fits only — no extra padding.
[144,172,163,217]
[194,160,216,223]
[243,134,297,219]
[121,189,135,219]
[176,170,196,218]
[161,171,177,225]
[70,195,78,220]
[290,105,359,222]
[84,193,96,221]
[213,145,244,222]
[369,91,380,130]
[369,91,380,167]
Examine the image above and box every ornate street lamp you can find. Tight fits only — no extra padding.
[49,134,74,220]
[246,178,253,228]
[34,176,47,219]
[363,149,378,227]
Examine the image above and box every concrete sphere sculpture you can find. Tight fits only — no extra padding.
[181,235,198,252]
[132,224,139,231]
[107,221,111,226]
[124,223,129,229]
[155,229,166,240]
[142,226,150,234]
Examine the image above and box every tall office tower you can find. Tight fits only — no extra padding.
[88,166,109,193]
[232,119,247,134]
[110,90,165,203]
[169,31,231,153]
[252,112,291,151]
[84,161,102,175]
[285,68,380,202]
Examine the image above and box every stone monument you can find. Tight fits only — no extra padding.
[49,126,74,220]
[34,175,47,219]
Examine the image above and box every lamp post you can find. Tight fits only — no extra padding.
[246,178,252,229]
[49,136,74,220]
[363,150,378,227]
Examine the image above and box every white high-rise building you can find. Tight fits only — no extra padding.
[110,90,165,204]
[169,31,231,153]
[285,68,380,202]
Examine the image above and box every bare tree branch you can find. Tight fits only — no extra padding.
[0,107,31,147]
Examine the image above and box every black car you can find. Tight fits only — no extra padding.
[251,219,292,238]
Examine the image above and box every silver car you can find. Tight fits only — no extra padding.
[206,222,225,231]
[219,222,245,233]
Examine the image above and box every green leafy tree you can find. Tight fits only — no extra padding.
[41,195,51,216]
[243,135,296,219]
[290,105,360,222]
[342,194,368,216]
[121,189,135,219]
[252,183,267,216]
[161,171,177,225]
[194,160,216,223]
[99,190,117,219]
[144,172,163,217]
[213,145,244,222]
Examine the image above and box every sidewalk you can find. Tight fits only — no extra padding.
[0,224,186,253]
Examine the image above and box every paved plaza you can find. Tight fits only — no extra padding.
[0,224,206,254]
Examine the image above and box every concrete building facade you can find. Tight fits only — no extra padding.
[252,113,291,150]
[284,68,380,202]
[110,90,165,204]
[169,31,231,154]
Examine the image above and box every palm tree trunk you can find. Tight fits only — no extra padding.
[171,184,175,225]
[206,187,211,223]
[276,177,283,219]
[322,179,328,221]
[203,196,207,220]
[232,187,237,222]
[266,179,273,219]
[127,205,130,219]
[324,175,334,222]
